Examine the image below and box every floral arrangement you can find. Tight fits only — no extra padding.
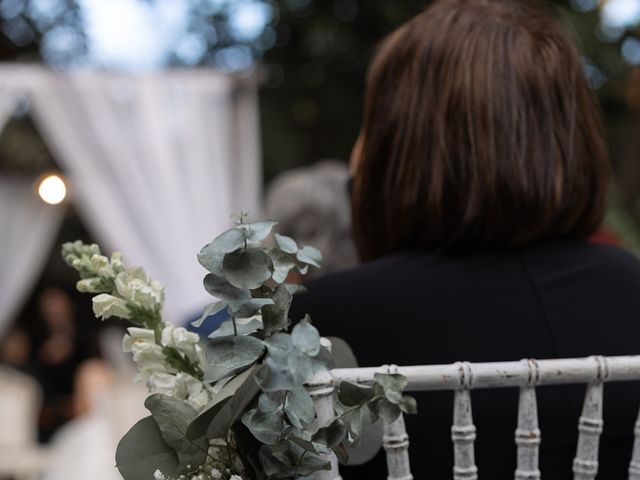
[62,216,416,480]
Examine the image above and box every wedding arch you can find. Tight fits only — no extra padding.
[0,64,261,338]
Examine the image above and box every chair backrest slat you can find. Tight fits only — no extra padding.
[573,382,604,480]
[452,387,478,480]
[515,385,541,480]
[383,413,413,480]
[307,354,640,480]
[628,408,640,479]
[307,370,342,480]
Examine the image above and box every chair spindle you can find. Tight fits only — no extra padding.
[573,382,604,480]
[515,386,541,480]
[308,371,342,480]
[628,408,640,480]
[452,364,478,480]
[383,413,413,480]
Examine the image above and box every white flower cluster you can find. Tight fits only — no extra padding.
[93,265,165,320]
[123,325,210,411]
[62,241,165,321]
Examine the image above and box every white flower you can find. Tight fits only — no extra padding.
[153,470,166,480]
[122,327,156,351]
[186,388,210,411]
[123,328,169,381]
[229,475,243,480]
[76,278,102,293]
[161,326,199,361]
[210,470,222,479]
[115,267,164,311]
[110,251,124,273]
[148,372,178,395]
[90,254,115,278]
[93,294,131,320]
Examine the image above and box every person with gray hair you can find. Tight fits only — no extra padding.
[265,160,358,278]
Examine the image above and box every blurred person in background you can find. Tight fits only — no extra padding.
[0,326,35,374]
[290,0,640,478]
[33,287,95,442]
[266,160,358,280]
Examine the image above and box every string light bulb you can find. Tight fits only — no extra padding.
[37,173,67,205]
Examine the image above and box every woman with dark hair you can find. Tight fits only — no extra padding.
[290,0,640,478]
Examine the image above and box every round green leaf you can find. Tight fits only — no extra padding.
[144,394,208,473]
[292,316,321,356]
[296,245,323,268]
[244,221,278,242]
[222,249,274,289]
[207,335,265,370]
[203,273,250,304]
[116,416,178,480]
[274,233,299,254]
[208,228,246,253]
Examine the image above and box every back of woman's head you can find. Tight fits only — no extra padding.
[351,0,609,261]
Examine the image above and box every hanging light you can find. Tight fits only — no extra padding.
[37,173,67,205]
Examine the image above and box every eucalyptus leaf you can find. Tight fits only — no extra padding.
[222,249,274,290]
[287,435,319,454]
[296,245,322,268]
[337,381,375,407]
[115,416,178,480]
[244,221,278,242]
[285,283,308,295]
[192,301,227,328]
[368,397,402,423]
[258,445,290,477]
[313,418,347,449]
[258,391,287,414]
[284,388,315,428]
[207,228,246,254]
[274,233,299,254]
[144,394,208,473]
[327,336,358,368]
[206,335,265,370]
[209,317,263,339]
[255,356,297,392]
[341,407,383,466]
[262,284,292,336]
[205,368,261,439]
[267,247,297,284]
[373,373,408,405]
[197,244,225,274]
[203,273,250,304]
[292,316,321,356]
[186,366,256,440]
[310,345,335,375]
[241,407,285,445]
[400,395,418,415]
[228,298,274,319]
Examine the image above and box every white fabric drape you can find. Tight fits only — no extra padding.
[0,177,63,338]
[24,68,261,323]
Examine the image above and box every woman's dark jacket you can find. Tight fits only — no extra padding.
[289,239,640,479]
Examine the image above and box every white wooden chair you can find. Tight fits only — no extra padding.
[0,366,49,480]
[307,355,640,480]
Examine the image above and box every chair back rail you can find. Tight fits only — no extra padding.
[307,355,640,480]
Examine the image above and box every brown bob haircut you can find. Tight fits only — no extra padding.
[351,0,609,261]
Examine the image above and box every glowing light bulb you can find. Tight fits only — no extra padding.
[38,174,67,205]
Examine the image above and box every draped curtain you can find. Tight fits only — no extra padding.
[0,178,63,339]
[0,65,260,331]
